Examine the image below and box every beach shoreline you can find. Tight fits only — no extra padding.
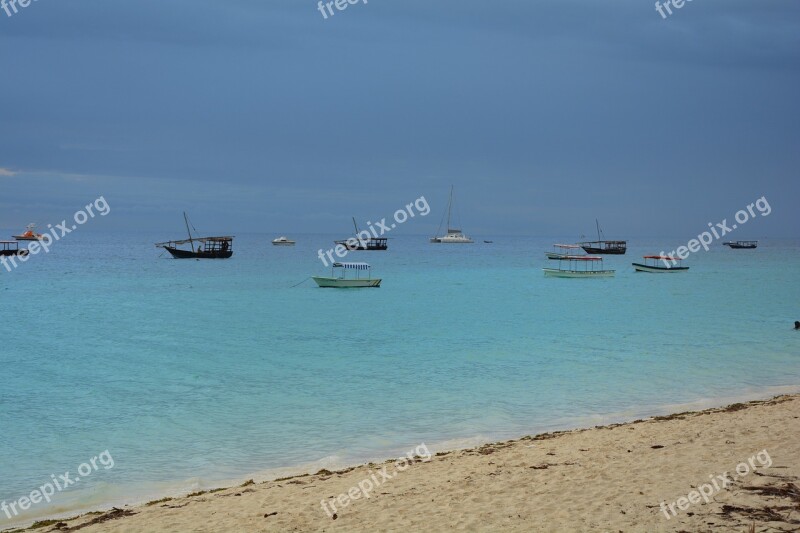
[5,392,799,532]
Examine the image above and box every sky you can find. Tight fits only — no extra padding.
[0,0,798,238]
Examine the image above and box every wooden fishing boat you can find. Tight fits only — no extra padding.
[543,256,615,278]
[579,219,627,255]
[313,262,381,288]
[335,218,387,251]
[0,241,29,257]
[13,224,44,241]
[155,213,233,259]
[632,255,689,273]
[430,186,473,243]
[723,240,758,249]
[545,244,582,260]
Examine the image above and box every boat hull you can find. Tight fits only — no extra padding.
[430,237,474,243]
[725,244,757,249]
[164,246,233,259]
[334,241,387,251]
[312,277,381,288]
[580,246,626,255]
[545,252,571,260]
[13,236,41,241]
[272,242,295,246]
[632,263,689,273]
[0,249,28,257]
[542,268,615,278]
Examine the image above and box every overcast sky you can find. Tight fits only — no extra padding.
[1,0,798,237]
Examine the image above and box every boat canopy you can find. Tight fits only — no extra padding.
[554,244,581,249]
[565,255,603,261]
[332,262,371,270]
[643,255,680,261]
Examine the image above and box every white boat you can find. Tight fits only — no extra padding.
[545,244,583,260]
[272,236,296,246]
[312,262,381,288]
[632,255,689,273]
[543,256,615,278]
[430,186,473,244]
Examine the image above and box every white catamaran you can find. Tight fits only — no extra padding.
[430,186,474,243]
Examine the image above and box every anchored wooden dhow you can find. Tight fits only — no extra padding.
[156,212,233,259]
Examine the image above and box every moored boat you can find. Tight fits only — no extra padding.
[13,224,43,241]
[155,213,234,259]
[723,240,758,249]
[335,218,387,251]
[0,241,29,257]
[632,255,689,273]
[272,236,296,246]
[579,219,627,255]
[430,186,473,243]
[312,262,381,288]
[543,256,615,278]
[545,244,583,260]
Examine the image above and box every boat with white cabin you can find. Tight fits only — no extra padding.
[272,236,296,246]
[312,262,382,288]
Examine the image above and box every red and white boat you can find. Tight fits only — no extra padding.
[13,223,44,241]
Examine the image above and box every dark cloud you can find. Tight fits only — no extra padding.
[0,0,798,235]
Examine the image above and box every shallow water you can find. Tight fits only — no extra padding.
[1,232,798,526]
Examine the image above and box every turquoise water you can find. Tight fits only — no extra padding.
[1,232,799,526]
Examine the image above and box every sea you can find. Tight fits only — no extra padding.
[1,231,798,527]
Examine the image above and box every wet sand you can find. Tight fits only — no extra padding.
[8,394,800,532]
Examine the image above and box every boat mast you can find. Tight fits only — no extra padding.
[447,185,453,231]
[595,219,601,242]
[183,211,195,252]
[352,217,359,235]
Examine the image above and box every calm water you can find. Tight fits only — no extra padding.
[1,231,799,526]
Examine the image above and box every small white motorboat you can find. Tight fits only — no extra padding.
[272,236,296,246]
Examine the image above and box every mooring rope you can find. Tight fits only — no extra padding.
[290,277,312,288]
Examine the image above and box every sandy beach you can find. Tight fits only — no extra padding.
[8,394,798,533]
